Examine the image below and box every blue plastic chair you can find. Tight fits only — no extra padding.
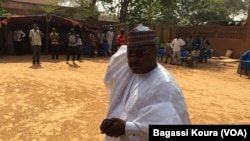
[157,48,165,61]
[82,44,90,55]
[180,50,189,65]
[103,44,109,56]
[201,49,213,63]
[240,50,250,77]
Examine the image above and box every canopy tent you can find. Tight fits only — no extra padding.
[0,14,84,28]
[0,17,8,28]
[0,14,125,56]
[0,14,99,55]
[0,14,100,34]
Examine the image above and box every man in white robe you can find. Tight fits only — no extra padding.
[106,27,114,55]
[101,24,191,141]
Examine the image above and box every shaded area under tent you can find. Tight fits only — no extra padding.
[0,14,99,56]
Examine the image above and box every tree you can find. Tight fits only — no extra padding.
[0,4,11,16]
[55,0,100,23]
[101,0,132,23]
[155,0,232,27]
[189,0,231,25]
[59,0,250,27]
[221,0,249,20]
[128,0,156,25]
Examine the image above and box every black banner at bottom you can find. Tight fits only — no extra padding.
[149,125,250,141]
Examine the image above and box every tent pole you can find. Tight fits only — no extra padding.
[45,14,52,54]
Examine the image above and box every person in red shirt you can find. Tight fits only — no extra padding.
[116,28,126,51]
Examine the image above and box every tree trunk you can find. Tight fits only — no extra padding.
[148,0,153,24]
[91,0,97,7]
[119,0,131,23]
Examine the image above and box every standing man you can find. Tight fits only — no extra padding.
[101,24,191,140]
[97,29,105,56]
[154,34,159,49]
[116,28,126,51]
[14,27,26,55]
[66,27,77,64]
[192,35,201,51]
[89,32,96,58]
[106,27,114,56]
[76,34,83,60]
[185,35,193,53]
[171,35,185,65]
[164,39,173,64]
[199,36,210,63]
[29,24,42,65]
[50,27,59,60]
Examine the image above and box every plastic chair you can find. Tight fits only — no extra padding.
[82,44,90,55]
[180,50,189,65]
[201,49,213,63]
[240,50,250,77]
[103,44,109,57]
[157,48,165,61]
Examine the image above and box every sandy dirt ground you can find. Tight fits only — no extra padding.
[0,54,249,141]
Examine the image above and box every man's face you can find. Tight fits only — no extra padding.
[127,46,157,74]
[33,24,38,31]
[120,30,125,34]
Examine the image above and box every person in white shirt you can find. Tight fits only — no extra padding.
[14,27,26,55]
[76,34,83,60]
[106,27,114,56]
[171,35,185,65]
[66,27,77,64]
[97,29,105,56]
[29,24,42,65]
[186,47,200,67]
[101,24,191,141]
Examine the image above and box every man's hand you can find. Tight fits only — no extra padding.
[101,118,126,138]
[100,119,114,131]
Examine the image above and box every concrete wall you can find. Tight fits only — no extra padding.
[175,26,248,59]
[152,25,249,59]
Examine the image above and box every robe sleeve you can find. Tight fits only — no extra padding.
[123,65,191,140]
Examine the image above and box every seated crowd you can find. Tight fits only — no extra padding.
[157,35,213,67]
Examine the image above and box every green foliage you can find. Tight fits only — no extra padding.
[152,0,181,26]
[221,0,249,20]
[128,0,149,24]
[47,0,100,22]
[101,0,132,23]
[189,0,231,25]
[0,5,11,16]
[76,0,250,26]
[44,5,72,19]
[156,0,232,27]
[73,6,100,22]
